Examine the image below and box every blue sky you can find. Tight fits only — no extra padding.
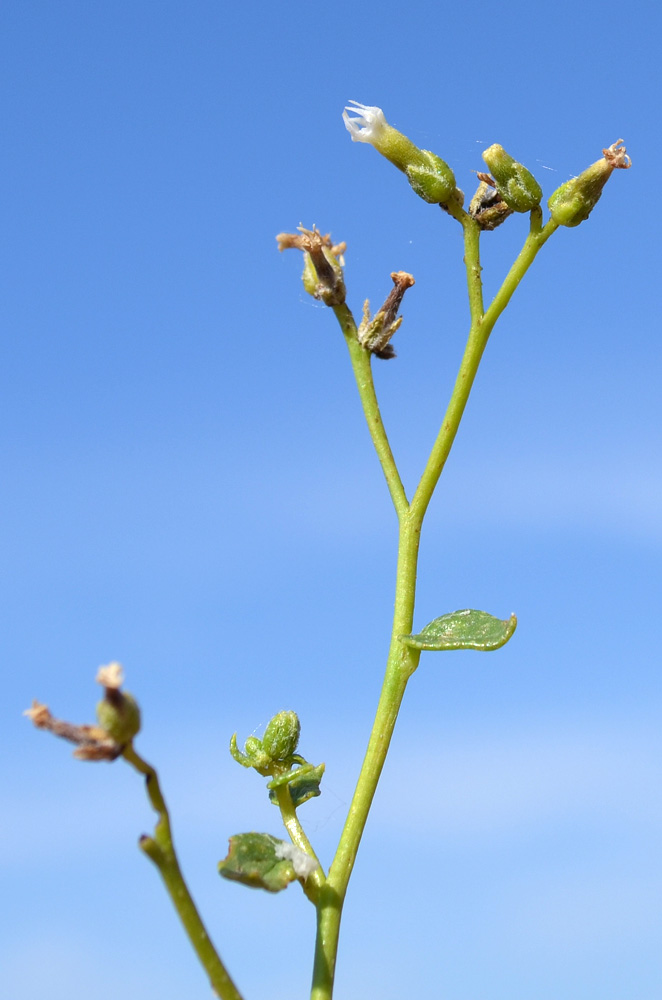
[2,2,660,998]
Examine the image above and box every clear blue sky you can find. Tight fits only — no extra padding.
[2,2,660,998]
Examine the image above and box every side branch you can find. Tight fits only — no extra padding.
[411,212,557,521]
[122,745,244,1000]
[333,303,409,518]
[273,783,326,904]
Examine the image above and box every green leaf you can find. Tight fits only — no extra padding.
[218,833,299,892]
[399,609,517,651]
[269,762,325,808]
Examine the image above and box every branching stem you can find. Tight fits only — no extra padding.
[311,206,558,1000]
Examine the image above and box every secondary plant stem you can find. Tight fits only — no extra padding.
[122,744,244,1000]
[411,211,558,519]
[274,782,326,903]
[333,302,409,517]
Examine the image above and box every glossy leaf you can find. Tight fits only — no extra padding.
[399,609,517,651]
[218,833,298,893]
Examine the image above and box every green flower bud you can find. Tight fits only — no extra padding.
[230,732,271,772]
[244,736,263,756]
[96,689,141,744]
[261,710,300,762]
[548,139,631,227]
[481,144,542,213]
[343,102,456,205]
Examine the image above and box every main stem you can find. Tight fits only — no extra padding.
[310,516,421,1000]
[311,208,557,1000]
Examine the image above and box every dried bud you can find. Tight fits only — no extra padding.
[481,144,542,213]
[548,140,631,227]
[276,227,346,305]
[24,699,121,761]
[262,710,301,762]
[358,271,415,360]
[343,102,456,205]
[469,174,513,230]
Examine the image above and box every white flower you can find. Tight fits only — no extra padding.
[342,101,388,145]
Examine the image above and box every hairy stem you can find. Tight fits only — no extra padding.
[122,744,243,1000]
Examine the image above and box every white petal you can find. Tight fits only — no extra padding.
[342,101,387,144]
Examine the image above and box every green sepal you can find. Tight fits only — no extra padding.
[229,732,271,773]
[405,149,456,204]
[547,160,611,227]
[399,609,517,651]
[301,253,318,296]
[96,691,141,743]
[262,710,301,761]
[269,762,325,808]
[218,833,299,893]
[481,144,542,213]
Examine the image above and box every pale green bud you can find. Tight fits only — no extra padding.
[548,139,631,227]
[481,144,542,213]
[405,149,456,205]
[96,690,141,744]
[94,662,141,745]
[262,710,300,762]
[343,102,456,205]
[244,736,263,756]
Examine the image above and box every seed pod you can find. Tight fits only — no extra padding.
[548,139,631,227]
[262,710,301,761]
[481,144,542,213]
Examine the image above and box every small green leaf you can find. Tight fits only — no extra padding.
[269,762,325,808]
[218,833,298,892]
[399,609,517,651]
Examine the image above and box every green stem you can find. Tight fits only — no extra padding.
[332,302,409,518]
[311,518,421,1000]
[482,210,558,329]
[273,782,326,903]
[311,208,558,1000]
[411,211,558,520]
[311,308,424,1000]
[122,744,243,1000]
